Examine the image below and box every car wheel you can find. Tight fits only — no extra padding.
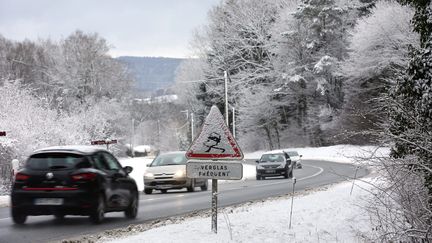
[200,180,208,191]
[187,179,195,192]
[289,169,293,178]
[144,188,153,194]
[284,169,289,179]
[11,209,27,225]
[160,189,167,193]
[90,194,105,224]
[124,192,138,219]
[256,175,261,180]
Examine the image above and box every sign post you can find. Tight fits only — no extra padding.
[186,105,243,234]
[90,139,118,150]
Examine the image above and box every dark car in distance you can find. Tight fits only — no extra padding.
[255,152,294,180]
[11,145,139,224]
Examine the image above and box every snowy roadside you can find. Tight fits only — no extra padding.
[69,177,376,243]
[0,195,9,207]
[245,144,390,164]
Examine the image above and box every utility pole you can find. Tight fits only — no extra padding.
[224,71,229,126]
[190,112,194,143]
[232,106,235,137]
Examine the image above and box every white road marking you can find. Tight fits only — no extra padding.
[0,217,10,221]
[297,164,324,181]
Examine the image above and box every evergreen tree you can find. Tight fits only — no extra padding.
[389,0,432,237]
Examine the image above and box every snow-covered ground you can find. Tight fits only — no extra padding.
[93,178,374,243]
[0,195,9,207]
[245,144,390,164]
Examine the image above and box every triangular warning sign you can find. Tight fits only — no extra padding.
[186,105,243,160]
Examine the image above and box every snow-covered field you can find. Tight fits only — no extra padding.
[95,178,375,243]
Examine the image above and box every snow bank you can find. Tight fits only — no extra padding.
[102,179,374,243]
[119,157,154,191]
[245,145,390,164]
[0,195,9,207]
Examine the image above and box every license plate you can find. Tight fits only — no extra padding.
[34,198,63,205]
[265,169,275,173]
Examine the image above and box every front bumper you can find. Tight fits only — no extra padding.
[144,177,191,190]
[11,189,98,216]
[256,168,288,176]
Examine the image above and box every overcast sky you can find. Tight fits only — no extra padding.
[0,0,219,58]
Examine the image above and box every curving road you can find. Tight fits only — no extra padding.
[0,160,368,243]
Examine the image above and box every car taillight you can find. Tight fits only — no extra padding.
[71,173,97,181]
[15,173,30,181]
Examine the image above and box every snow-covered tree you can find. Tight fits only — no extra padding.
[270,0,352,145]
[339,2,417,144]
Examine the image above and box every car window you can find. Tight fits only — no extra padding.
[92,153,109,170]
[260,154,285,162]
[150,153,187,166]
[102,152,121,171]
[26,153,88,170]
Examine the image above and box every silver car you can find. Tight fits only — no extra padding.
[143,151,208,194]
[286,151,302,169]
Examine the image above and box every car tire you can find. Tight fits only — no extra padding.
[284,169,289,179]
[90,194,105,224]
[187,179,195,192]
[200,180,208,191]
[256,175,261,180]
[289,169,293,178]
[11,209,27,225]
[144,188,153,194]
[124,192,138,219]
[160,189,167,193]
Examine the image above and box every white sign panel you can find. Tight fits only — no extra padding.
[186,105,243,160]
[186,161,243,180]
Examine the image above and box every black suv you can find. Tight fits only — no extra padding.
[11,146,139,224]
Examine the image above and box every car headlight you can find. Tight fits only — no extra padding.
[278,164,285,168]
[144,172,154,179]
[256,164,264,169]
[174,170,185,178]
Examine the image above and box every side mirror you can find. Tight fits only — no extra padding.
[255,160,259,163]
[123,166,133,174]
[146,164,150,167]
[300,155,303,158]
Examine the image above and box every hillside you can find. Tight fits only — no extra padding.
[117,56,184,92]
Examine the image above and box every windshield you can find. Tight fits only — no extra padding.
[150,153,187,166]
[287,151,298,156]
[259,154,285,163]
[27,153,90,170]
